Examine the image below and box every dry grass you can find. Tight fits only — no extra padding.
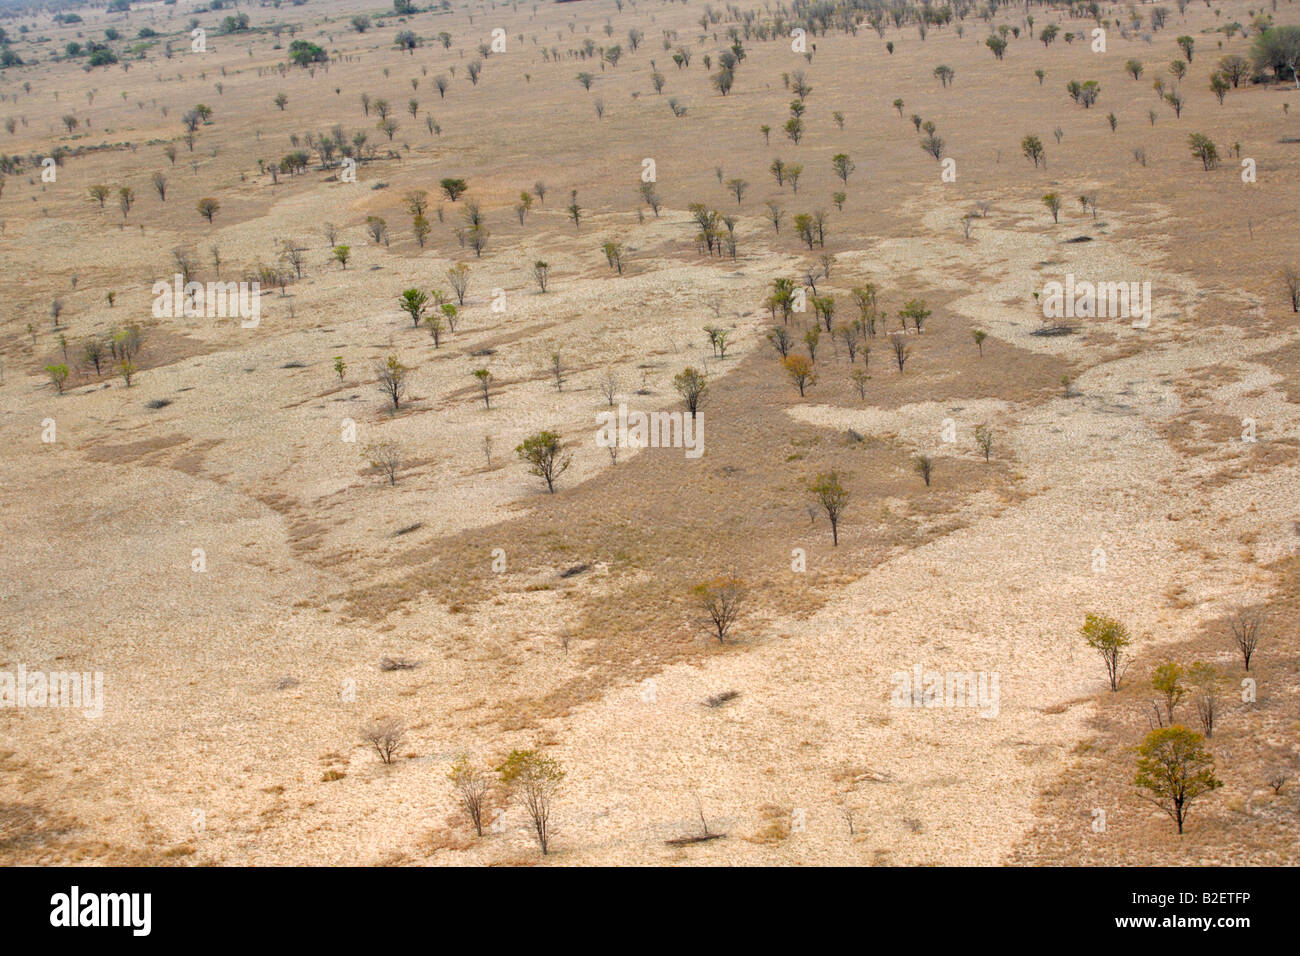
[2,0,1298,866]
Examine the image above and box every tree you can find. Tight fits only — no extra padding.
[274,92,288,111]
[361,717,405,764]
[1041,192,1062,223]
[118,187,135,218]
[602,240,626,275]
[831,153,855,183]
[375,355,408,411]
[783,354,816,396]
[768,326,793,358]
[693,576,745,644]
[497,749,564,855]
[1218,54,1250,88]
[810,471,849,545]
[1126,59,1144,80]
[515,430,571,493]
[533,260,550,293]
[985,35,1007,60]
[46,364,69,394]
[1022,134,1045,168]
[412,214,431,248]
[288,40,328,67]
[1228,606,1264,670]
[448,755,493,837]
[197,197,219,223]
[1188,133,1219,170]
[472,368,492,409]
[890,334,910,371]
[1210,73,1229,105]
[89,184,111,207]
[813,295,835,332]
[82,338,106,376]
[333,245,351,269]
[726,178,748,206]
[1151,662,1186,726]
[803,326,820,361]
[366,216,389,245]
[1135,726,1222,835]
[673,367,708,418]
[900,299,930,333]
[972,328,988,356]
[333,356,346,381]
[151,171,167,201]
[424,312,444,348]
[398,288,429,327]
[440,177,468,201]
[567,191,582,230]
[1081,613,1131,691]
[921,131,945,160]
[1176,35,1195,63]
[364,440,402,485]
[1285,268,1300,313]
[447,263,470,305]
[913,454,933,487]
[974,424,993,462]
[576,71,594,90]
[1188,662,1221,738]
[1040,24,1059,47]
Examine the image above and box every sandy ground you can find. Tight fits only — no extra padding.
[1,0,1298,865]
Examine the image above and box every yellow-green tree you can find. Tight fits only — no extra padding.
[497,749,564,854]
[810,471,849,546]
[1135,726,1221,835]
[1082,613,1131,691]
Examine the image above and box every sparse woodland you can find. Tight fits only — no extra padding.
[0,0,1297,867]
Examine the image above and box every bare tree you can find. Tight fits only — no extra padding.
[361,717,405,764]
[364,441,402,485]
[449,754,493,836]
[693,575,745,643]
[890,334,910,371]
[1228,606,1264,671]
[447,263,470,305]
[601,368,619,406]
[1284,268,1300,313]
